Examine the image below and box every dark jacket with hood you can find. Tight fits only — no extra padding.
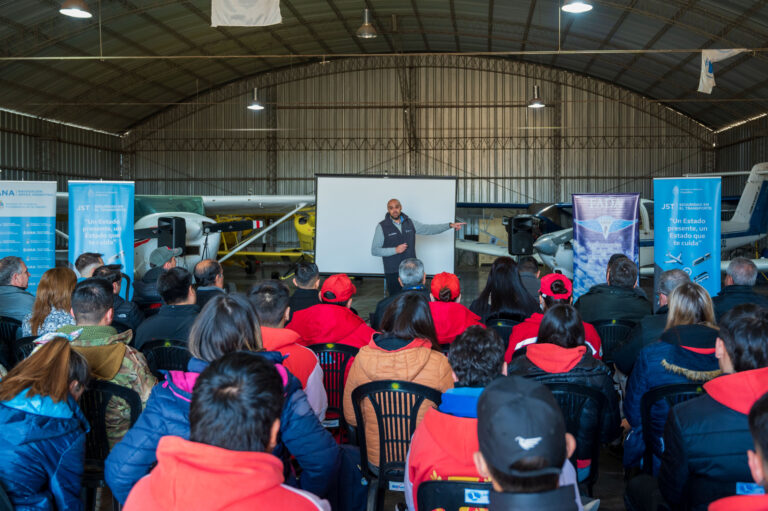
[105,352,341,504]
[113,294,144,331]
[132,304,200,349]
[712,285,768,321]
[132,266,164,306]
[287,303,375,348]
[573,283,651,325]
[0,391,89,511]
[508,343,621,464]
[659,366,768,511]
[614,305,669,375]
[623,324,721,468]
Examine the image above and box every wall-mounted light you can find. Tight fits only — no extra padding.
[247,88,264,111]
[356,8,377,39]
[59,0,93,18]
[528,85,545,109]
[562,0,593,13]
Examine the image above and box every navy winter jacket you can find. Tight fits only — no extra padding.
[623,324,721,468]
[105,352,341,504]
[0,390,89,511]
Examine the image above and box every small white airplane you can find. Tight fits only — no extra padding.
[531,163,768,278]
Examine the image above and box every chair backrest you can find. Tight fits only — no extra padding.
[307,343,359,426]
[139,339,190,379]
[11,335,38,367]
[640,382,703,473]
[417,480,492,511]
[79,380,142,463]
[542,382,607,491]
[591,319,636,361]
[484,312,525,342]
[351,380,442,479]
[0,316,21,369]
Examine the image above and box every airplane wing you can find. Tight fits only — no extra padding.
[201,195,314,215]
[455,239,510,258]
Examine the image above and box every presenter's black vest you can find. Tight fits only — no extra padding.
[379,213,416,274]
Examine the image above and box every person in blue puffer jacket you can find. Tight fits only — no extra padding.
[105,293,342,505]
[0,337,90,511]
[623,282,722,471]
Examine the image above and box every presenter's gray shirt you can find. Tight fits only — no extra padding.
[371,218,451,258]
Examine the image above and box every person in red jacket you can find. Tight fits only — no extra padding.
[248,280,327,420]
[286,274,374,349]
[710,391,768,511]
[507,273,602,363]
[428,272,484,345]
[123,351,330,511]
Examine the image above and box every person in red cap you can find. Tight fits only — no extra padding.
[428,272,484,345]
[506,273,602,363]
[286,274,375,349]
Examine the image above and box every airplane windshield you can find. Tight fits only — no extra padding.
[135,196,205,219]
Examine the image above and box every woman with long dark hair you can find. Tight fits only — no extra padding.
[469,256,539,321]
[343,292,453,468]
[0,338,90,510]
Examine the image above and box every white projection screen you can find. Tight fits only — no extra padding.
[315,176,457,275]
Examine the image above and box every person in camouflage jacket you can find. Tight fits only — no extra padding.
[58,279,156,447]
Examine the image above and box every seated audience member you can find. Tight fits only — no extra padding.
[427,271,483,345]
[371,258,429,330]
[92,265,144,332]
[248,280,327,419]
[133,245,181,306]
[623,282,721,470]
[343,292,453,467]
[0,256,35,322]
[133,267,199,350]
[21,267,76,337]
[106,294,341,504]
[74,252,103,279]
[710,391,768,511]
[508,304,620,481]
[518,255,541,301]
[474,376,579,510]
[469,256,539,323]
[0,338,89,511]
[712,257,768,320]
[406,326,584,511]
[287,274,374,348]
[289,262,321,320]
[193,259,226,309]
[657,305,768,510]
[123,352,330,511]
[614,269,690,375]
[574,256,651,325]
[507,273,602,362]
[57,278,156,446]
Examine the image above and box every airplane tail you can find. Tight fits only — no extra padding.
[730,163,768,235]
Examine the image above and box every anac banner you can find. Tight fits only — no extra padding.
[572,194,641,300]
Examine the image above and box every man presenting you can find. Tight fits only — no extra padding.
[371,198,464,296]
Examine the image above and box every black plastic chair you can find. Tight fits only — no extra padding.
[139,339,190,380]
[11,335,38,367]
[417,480,492,511]
[640,383,703,474]
[0,316,21,370]
[351,380,443,511]
[484,312,526,342]
[307,343,359,429]
[543,382,608,497]
[591,319,636,362]
[79,380,142,511]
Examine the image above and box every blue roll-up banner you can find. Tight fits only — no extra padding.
[653,177,721,298]
[572,194,641,300]
[68,181,134,298]
[0,181,57,295]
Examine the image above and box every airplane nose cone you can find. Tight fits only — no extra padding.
[533,236,558,256]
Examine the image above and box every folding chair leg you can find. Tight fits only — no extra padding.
[375,480,387,511]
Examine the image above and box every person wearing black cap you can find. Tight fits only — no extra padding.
[474,375,578,510]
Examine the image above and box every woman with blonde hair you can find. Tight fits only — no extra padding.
[0,337,90,510]
[21,267,77,337]
[623,282,720,470]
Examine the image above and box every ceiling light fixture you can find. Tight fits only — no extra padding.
[247,88,264,111]
[562,0,593,13]
[356,8,377,39]
[528,85,545,109]
[59,0,93,18]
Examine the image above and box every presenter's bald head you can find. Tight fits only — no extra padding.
[387,199,402,220]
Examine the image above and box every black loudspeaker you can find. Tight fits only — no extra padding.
[158,217,186,253]
[508,216,534,255]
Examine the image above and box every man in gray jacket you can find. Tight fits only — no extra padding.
[371,198,464,296]
[0,256,35,322]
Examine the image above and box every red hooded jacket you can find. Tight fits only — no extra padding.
[123,436,330,511]
[709,495,768,511]
[286,304,375,349]
[428,301,484,345]
[507,312,602,363]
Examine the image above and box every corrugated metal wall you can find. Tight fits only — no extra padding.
[716,116,768,197]
[124,56,714,204]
